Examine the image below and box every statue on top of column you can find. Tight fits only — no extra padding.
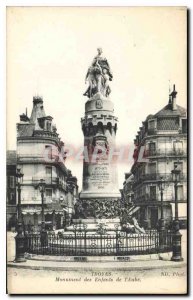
[83,48,113,99]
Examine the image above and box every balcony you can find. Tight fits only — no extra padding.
[133,172,186,187]
[31,177,68,192]
[134,193,160,203]
[144,149,186,158]
[17,154,45,163]
[32,176,59,186]
[134,194,186,204]
[17,153,63,163]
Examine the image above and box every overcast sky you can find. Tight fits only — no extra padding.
[7,7,187,188]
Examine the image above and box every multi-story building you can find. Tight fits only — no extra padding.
[17,96,78,230]
[6,150,17,230]
[130,85,187,229]
[122,172,134,208]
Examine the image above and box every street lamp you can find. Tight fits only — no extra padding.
[15,168,26,262]
[158,177,165,231]
[171,163,183,261]
[39,179,46,232]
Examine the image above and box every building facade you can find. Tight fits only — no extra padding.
[122,172,134,208]
[6,151,17,230]
[16,96,78,230]
[131,85,187,229]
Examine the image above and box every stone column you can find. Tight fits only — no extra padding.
[80,93,121,219]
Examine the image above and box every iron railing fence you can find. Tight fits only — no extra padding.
[24,229,173,256]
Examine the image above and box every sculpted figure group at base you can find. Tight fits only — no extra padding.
[83,48,113,99]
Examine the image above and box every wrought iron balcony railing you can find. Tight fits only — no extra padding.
[133,172,186,186]
[134,194,187,203]
[31,177,67,189]
[144,149,186,157]
[32,176,59,186]
[17,153,65,162]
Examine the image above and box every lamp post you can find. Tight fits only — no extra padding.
[171,163,183,261]
[15,168,26,262]
[39,179,46,232]
[158,177,165,231]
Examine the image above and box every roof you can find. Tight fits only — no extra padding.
[30,99,46,123]
[17,123,35,137]
[7,150,17,165]
[154,104,186,118]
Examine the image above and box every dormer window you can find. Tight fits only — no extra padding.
[148,120,155,129]
[46,121,51,131]
[148,119,156,134]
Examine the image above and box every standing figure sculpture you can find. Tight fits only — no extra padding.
[83,48,113,98]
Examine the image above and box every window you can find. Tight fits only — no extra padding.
[9,192,16,204]
[149,142,156,155]
[150,186,156,200]
[9,176,15,188]
[46,189,52,198]
[45,166,52,184]
[177,185,183,201]
[46,121,51,131]
[182,119,187,133]
[174,161,183,172]
[46,166,52,175]
[149,163,156,175]
[173,141,183,154]
[148,120,155,129]
[45,145,52,159]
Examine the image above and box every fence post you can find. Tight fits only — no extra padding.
[15,233,26,262]
[115,230,119,255]
[158,227,165,252]
[83,224,87,255]
[74,227,77,256]
[40,230,48,254]
[171,220,183,261]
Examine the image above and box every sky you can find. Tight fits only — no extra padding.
[6,6,187,189]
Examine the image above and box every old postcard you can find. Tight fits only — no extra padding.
[6,6,187,294]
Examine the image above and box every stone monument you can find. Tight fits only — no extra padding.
[76,49,121,228]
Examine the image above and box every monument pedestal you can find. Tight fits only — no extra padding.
[79,50,121,225]
[66,218,121,232]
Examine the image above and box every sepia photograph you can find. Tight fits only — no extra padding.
[6,6,187,295]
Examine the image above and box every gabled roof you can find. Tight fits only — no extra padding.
[154,103,186,118]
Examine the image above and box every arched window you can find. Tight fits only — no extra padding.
[97,122,104,134]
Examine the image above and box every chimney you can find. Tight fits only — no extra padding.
[170,84,177,110]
